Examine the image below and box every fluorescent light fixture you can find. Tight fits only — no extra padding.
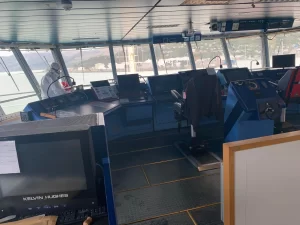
[147,24,180,29]
[259,0,300,2]
[72,38,100,40]
[181,0,229,5]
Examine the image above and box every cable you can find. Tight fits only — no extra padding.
[250,59,260,72]
[208,56,223,68]
[159,43,168,74]
[122,45,127,75]
[0,57,20,91]
[267,32,278,41]
[194,41,204,68]
[80,89,89,101]
[47,75,76,99]
[35,49,49,67]
[44,56,50,67]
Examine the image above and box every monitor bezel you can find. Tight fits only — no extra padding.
[117,74,141,99]
[221,67,252,83]
[0,129,98,215]
[147,74,181,95]
[272,54,295,68]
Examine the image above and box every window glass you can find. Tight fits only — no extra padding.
[0,50,38,114]
[21,49,55,84]
[191,39,227,69]
[227,36,262,70]
[61,47,113,85]
[114,45,154,76]
[1,95,39,115]
[154,43,191,75]
[268,32,300,67]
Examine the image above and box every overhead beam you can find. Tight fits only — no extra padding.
[11,47,42,99]
[187,42,196,70]
[109,44,118,82]
[149,43,159,76]
[220,38,232,68]
[261,33,270,68]
[51,47,72,85]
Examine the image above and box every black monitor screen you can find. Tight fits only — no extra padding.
[179,70,209,88]
[148,75,181,95]
[0,130,98,214]
[117,74,140,98]
[90,80,110,87]
[272,54,295,68]
[221,68,252,83]
[0,140,87,198]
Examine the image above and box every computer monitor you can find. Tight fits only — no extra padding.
[220,68,252,83]
[179,69,209,88]
[272,54,295,68]
[148,74,182,95]
[117,74,141,99]
[90,80,110,88]
[0,125,99,216]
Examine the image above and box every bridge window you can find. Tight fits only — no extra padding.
[20,49,55,84]
[0,49,38,114]
[227,36,262,70]
[191,39,227,69]
[61,47,113,85]
[154,43,191,75]
[114,45,154,76]
[268,32,300,67]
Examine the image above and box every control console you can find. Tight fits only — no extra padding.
[24,91,92,120]
[230,79,284,113]
[225,78,285,142]
[18,206,107,225]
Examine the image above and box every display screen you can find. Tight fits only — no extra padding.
[150,75,181,95]
[179,70,208,88]
[272,54,295,68]
[222,68,252,83]
[90,80,110,87]
[0,140,87,198]
[117,74,140,98]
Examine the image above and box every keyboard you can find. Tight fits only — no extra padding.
[19,206,107,225]
[57,206,106,225]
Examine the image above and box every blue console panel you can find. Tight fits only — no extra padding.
[225,78,285,142]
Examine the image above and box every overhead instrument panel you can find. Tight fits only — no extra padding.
[210,18,294,32]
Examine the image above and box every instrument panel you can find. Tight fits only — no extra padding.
[233,79,270,91]
[30,91,89,113]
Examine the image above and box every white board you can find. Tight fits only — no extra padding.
[234,140,300,225]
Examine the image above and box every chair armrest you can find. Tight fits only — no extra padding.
[171,90,184,104]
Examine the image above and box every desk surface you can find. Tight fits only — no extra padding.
[57,98,154,118]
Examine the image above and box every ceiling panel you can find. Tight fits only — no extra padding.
[0,0,157,10]
[0,0,300,44]
[0,0,159,44]
[121,1,300,41]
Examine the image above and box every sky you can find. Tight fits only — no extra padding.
[0,51,14,57]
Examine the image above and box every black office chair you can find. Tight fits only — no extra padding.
[171,73,223,152]
[171,89,186,131]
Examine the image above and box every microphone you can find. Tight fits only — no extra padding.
[208,56,223,69]
[250,59,260,72]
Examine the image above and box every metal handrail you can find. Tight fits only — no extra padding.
[0,91,35,97]
[0,94,37,104]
